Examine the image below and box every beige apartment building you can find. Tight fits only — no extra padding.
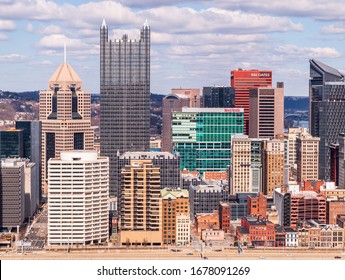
[40,62,94,194]
[263,139,285,196]
[249,82,284,139]
[161,188,190,245]
[120,160,162,246]
[296,133,320,183]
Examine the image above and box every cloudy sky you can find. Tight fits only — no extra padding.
[0,0,345,96]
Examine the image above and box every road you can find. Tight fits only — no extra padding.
[1,248,344,260]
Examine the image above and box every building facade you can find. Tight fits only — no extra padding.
[230,135,266,194]
[0,128,23,158]
[100,20,150,198]
[172,108,244,175]
[0,158,25,230]
[47,151,109,246]
[249,82,284,139]
[309,59,345,180]
[274,189,326,228]
[162,93,195,153]
[231,69,272,134]
[120,159,162,246]
[40,62,94,194]
[15,120,42,202]
[203,86,235,108]
[189,184,225,217]
[262,139,285,196]
[296,133,320,183]
[118,152,180,191]
[161,188,189,245]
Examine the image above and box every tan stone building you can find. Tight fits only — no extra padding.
[296,132,320,183]
[231,135,251,193]
[120,160,162,246]
[285,127,308,173]
[263,139,285,196]
[40,62,94,194]
[161,188,190,245]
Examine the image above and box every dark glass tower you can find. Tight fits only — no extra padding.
[203,86,235,108]
[0,129,23,158]
[100,20,151,197]
[15,120,42,203]
[309,59,345,180]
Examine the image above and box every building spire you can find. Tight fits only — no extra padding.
[64,42,67,64]
[143,19,149,28]
[101,18,107,28]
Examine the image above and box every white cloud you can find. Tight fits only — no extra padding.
[0,53,25,62]
[38,34,88,50]
[321,24,345,34]
[275,45,342,60]
[213,0,345,20]
[40,25,63,35]
[0,19,15,31]
[152,32,267,46]
[40,60,53,65]
[139,7,303,34]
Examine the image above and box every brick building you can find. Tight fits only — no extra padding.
[247,192,267,217]
[219,202,231,233]
[161,188,190,245]
[236,215,275,247]
[195,211,220,236]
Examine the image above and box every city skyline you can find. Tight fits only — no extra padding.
[1,0,345,96]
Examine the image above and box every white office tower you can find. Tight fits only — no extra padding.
[47,151,109,246]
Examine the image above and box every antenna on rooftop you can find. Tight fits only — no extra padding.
[64,42,67,64]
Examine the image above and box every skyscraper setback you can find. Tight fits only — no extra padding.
[309,59,345,180]
[39,62,94,194]
[231,69,272,134]
[100,20,150,198]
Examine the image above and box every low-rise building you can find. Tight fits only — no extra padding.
[201,229,225,242]
[237,215,275,247]
[297,219,344,248]
[284,227,298,247]
[195,211,220,236]
[176,213,190,246]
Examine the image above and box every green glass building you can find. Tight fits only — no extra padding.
[172,108,244,174]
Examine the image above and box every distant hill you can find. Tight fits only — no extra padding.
[0,90,307,132]
[0,90,39,101]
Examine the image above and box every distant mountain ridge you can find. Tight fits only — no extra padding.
[0,90,309,112]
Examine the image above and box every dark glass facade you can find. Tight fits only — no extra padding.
[309,59,345,179]
[203,86,235,108]
[45,132,55,178]
[100,21,150,198]
[15,121,42,202]
[0,130,23,158]
[74,132,84,150]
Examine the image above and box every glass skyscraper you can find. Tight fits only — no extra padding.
[172,108,244,174]
[0,129,23,158]
[309,59,345,180]
[203,86,235,108]
[100,20,151,198]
